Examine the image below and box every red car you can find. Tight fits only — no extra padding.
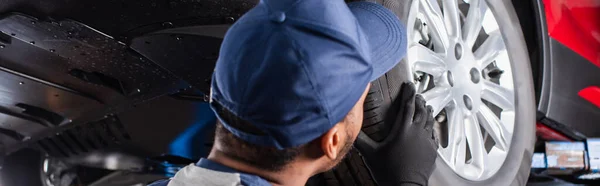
[0,0,598,185]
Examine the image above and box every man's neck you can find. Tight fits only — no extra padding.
[207,150,314,186]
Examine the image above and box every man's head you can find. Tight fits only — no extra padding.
[212,84,369,173]
[208,0,406,176]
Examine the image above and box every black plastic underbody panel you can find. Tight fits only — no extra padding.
[131,29,226,93]
[0,0,257,39]
[37,115,132,158]
[0,14,187,101]
[0,70,100,135]
[0,14,195,155]
[0,0,260,156]
[539,39,600,138]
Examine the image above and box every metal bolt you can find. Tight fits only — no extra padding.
[470,68,480,83]
[455,43,462,60]
[463,95,473,110]
[447,71,454,87]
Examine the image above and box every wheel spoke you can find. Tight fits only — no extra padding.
[409,44,446,77]
[442,0,461,40]
[465,114,487,176]
[421,86,452,116]
[477,104,508,151]
[482,80,515,111]
[462,0,488,48]
[419,0,450,50]
[444,107,467,171]
[475,31,506,68]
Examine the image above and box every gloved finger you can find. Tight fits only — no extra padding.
[387,83,416,143]
[354,131,377,154]
[412,94,428,127]
[431,129,440,150]
[424,105,435,130]
[397,83,417,117]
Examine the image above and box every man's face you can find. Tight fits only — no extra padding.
[323,84,370,170]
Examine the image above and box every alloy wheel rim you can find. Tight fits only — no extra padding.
[406,0,516,180]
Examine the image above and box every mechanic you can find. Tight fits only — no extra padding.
[150,0,438,186]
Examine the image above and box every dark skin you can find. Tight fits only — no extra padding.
[207,84,371,186]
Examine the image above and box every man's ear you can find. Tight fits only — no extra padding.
[321,123,344,160]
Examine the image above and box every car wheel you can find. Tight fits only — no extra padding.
[319,0,536,185]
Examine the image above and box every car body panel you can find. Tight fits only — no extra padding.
[579,86,600,108]
[542,0,600,68]
[539,38,600,138]
[535,0,600,138]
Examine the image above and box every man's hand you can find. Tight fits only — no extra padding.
[355,83,438,186]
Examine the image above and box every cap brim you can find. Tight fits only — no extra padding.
[348,2,407,81]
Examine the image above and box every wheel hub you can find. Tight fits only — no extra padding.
[447,41,482,115]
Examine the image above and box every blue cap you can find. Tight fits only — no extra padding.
[210,0,407,149]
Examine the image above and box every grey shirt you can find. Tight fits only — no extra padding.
[148,159,271,186]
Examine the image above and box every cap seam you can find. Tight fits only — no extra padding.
[283,26,332,126]
[237,23,281,115]
[223,10,270,113]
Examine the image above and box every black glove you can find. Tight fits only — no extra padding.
[355,83,438,186]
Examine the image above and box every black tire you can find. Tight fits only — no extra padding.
[319,51,411,186]
[321,0,536,185]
